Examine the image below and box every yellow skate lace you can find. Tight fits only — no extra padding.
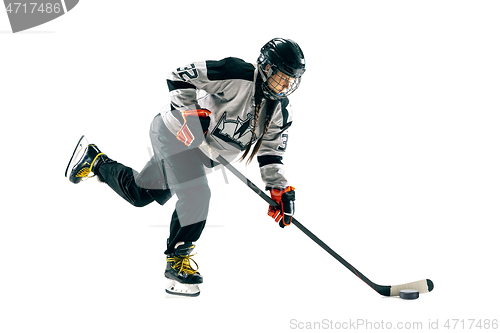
[76,152,105,179]
[167,254,199,275]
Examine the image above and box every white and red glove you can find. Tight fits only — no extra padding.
[176,109,211,147]
[268,186,295,228]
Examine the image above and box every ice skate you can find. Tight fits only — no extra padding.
[165,242,203,297]
[65,135,113,184]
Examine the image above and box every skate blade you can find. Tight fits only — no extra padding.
[65,135,89,178]
[165,279,200,297]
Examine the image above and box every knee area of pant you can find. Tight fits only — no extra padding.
[178,184,211,202]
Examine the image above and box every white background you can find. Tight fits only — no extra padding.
[1,1,499,332]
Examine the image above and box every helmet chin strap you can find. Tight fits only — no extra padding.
[257,64,287,100]
[258,64,273,82]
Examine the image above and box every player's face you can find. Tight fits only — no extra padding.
[267,70,294,94]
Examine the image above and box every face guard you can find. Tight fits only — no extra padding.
[257,38,306,100]
[258,65,302,100]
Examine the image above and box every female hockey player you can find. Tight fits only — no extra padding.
[65,38,306,297]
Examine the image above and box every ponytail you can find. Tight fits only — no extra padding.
[240,76,277,164]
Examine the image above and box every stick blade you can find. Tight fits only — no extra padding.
[389,279,434,296]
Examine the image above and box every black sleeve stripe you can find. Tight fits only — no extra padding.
[280,97,290,129]
[206,57,255,82]
[281,121,292,132]
[257,155,283,168]
[167,79,196,92]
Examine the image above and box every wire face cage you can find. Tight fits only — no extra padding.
[260,65,302,100]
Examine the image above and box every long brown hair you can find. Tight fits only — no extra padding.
[240,75,277,164]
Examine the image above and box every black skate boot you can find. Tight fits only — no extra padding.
[65,135,114,184]
[165,242,203,297]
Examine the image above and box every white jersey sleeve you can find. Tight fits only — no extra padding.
[166,58,255,111]
[257,98,293,190]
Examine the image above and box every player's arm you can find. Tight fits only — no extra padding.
[166,59,238,110]
[257,99,295,227]
[167,61,208,110]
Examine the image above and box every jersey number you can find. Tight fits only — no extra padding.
[176,64,199,81]
[278,134,288,151]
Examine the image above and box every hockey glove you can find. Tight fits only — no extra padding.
[268,186,295,228]
[176,109,211,147]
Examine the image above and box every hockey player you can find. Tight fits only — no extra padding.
[65,38,306,297]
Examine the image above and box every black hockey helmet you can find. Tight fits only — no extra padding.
[257,38,306,100]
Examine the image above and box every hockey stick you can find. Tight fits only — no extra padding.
[199,143,434,296]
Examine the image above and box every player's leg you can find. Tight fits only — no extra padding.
[65,135,172,207]
[96,162,154,207]
[163,186,209,297]
[150,113,210,296]
[97,156,173,207]
[149,113,211,240]
[166,184,210,253]
[134,157,174,205]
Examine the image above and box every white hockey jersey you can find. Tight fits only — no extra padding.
[161,57,293,189]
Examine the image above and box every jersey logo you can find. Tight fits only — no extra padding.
[211,112,255,150]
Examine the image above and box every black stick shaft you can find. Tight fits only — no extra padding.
[212,153,389,295]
